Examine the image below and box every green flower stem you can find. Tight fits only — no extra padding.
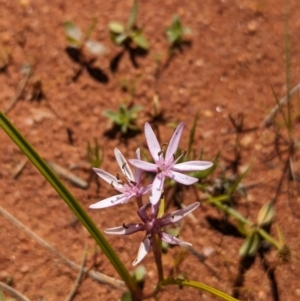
[0,112,139,296]
[160,278,240,301]
[207,199,281,250]
[152,234,164,282]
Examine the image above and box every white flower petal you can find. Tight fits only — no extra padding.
[144,122,161,162]
[150,175,165,205]
[132,236,152,266]
[159,202,200,226]
[92,168,123,189]
[165,122,184,161]
[160,232,191,246]
[114,148,134,181]
[133,148,143,185]
[104,224,144,235]
[168,170,198,185]
[173,160,213,172]
[89,194,128,209]
[129,159,158,172]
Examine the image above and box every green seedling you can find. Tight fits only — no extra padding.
[64,20,107,56]
[87,138,104,168]
[108,0,149,50]
[103,103,142,134]
[165,15,192,47]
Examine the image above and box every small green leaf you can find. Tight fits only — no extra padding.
[108,21,125,34]
[113,33,128,45]
[64,21,82,45]
[257,202,275,227]
[131,32,149,50]
[239,232,260,257]
[133,265,146,282]
[128,0,138,29]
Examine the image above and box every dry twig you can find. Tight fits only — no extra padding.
[261,82,300,127]
[4,64,31,114]
[0,281,31,301]
[0,205,126,291]
[47,160,88,189]
[64,246,87,301]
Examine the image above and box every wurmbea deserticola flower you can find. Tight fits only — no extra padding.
[104,202,200,265]
[129,122,213,205]
[89,148,151,209]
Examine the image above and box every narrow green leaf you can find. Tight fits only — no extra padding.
[227,165,250,197]
[160,278,241,301]
[84,18,97,42]
[187,112,198,159]
[0,112,138,296]
[128,0,138,29]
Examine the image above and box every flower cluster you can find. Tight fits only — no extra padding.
[90,122,213,265]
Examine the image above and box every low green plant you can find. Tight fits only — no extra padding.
[165,16,192,47]
[64,19,107,56]
[108,0,149,50]
[103,103,142,133]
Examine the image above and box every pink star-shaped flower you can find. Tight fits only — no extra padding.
[90,148,151,209]
[129,122,212,205]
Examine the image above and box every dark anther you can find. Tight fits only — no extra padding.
[123,223,129,229]
[117,180,125,185]
[122,162,126,169]
[130,180,137,186]
[116,172,120,180]
[182,150,187,156]
[173,153,176,160]
[158,150,164,156]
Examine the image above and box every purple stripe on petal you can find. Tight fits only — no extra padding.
[89,194,128,209]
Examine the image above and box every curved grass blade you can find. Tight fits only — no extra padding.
[0,112,138,296]
[160,278,241,301]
